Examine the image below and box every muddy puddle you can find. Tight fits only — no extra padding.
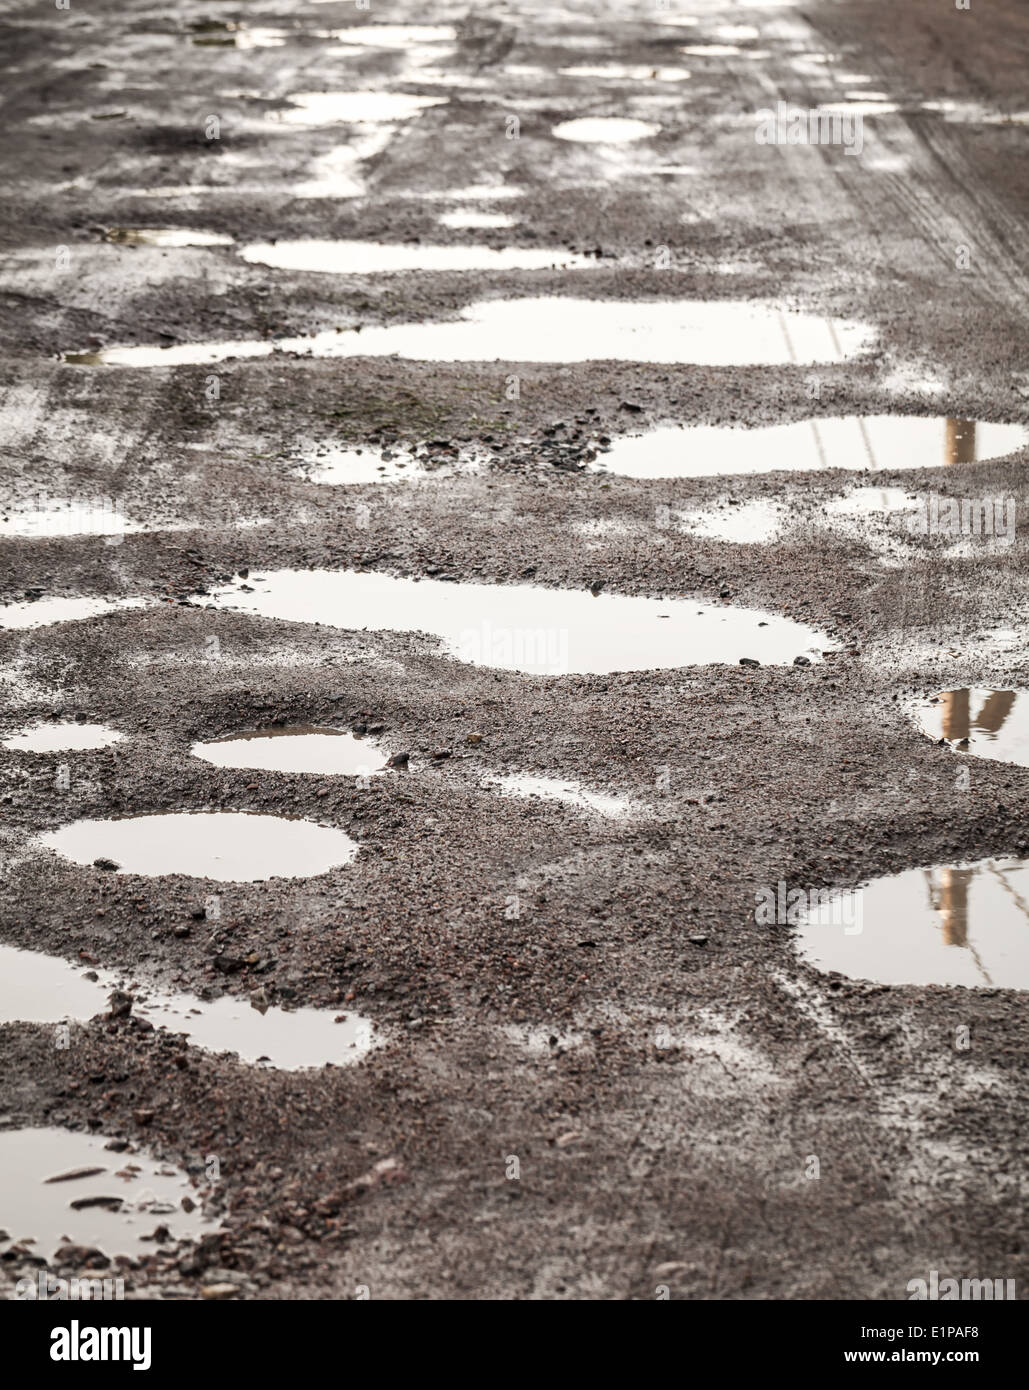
[104,228,233,247]
[0,597,149,630]
[592,416,1028,479]
[552,118,660,142]
[239,240,592,274]
[192,726,388,777]
[484,773,633,818]
[559,64,691,82]
[437,211,517,230]
[676,498,786,544]
[0,497,138,539]
[794,856,1029,989]
[37,812,358,882]
[913,690,1029,768]
[271,92,446,125]
[69,298,874,368]
[3,722,124,752]
[0,1128,211,1260]
[206,569,835,674]
[0,942,379,1070]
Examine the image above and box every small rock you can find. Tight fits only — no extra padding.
[93,858,120,872]
[388,751,410,768]
[466,732,483,745]
[201,1283,238,1300]
[739,657,760,668]
[793,655,811,666]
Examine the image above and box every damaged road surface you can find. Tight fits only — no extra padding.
[1,0,1028,1303]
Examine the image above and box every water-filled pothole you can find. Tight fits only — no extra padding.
[206,569,835,674]
[104,228,233,247]
[437,210,517,230]
[0,943,379,1070]
[794,857,1029,988]
[676,498,785,544]
[0,1128,212,1260]
[68,299,874,368]
[192,726,388,776]
[552,117,660,142]
[592,417,1028,479]
[559,64,691,82]
[0,498,137,538]
[37,812,358,882]
[3,722,124,752]
[485,773,633,818]
[0,597,149,630]
[913,690,1029,767]
[239,240,591,273]
[272,92,446,125]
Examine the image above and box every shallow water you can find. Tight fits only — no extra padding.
[0,596,149,629]
[676,498,785,544]
[104,227,233,247]
[192,726,388,776]
[239,240,591,273]
[296,445,435,485]
[272,92,446,125]
[0,1128,211,1260]
[437,210,518,229]
[485,773,633,818]
[794,856,1029,989]
[913,690,1029,768]
[552,118,660,142]
[206,568,835,674]
[0,498,137,539]
[37,811,358,882]
[593,417,1028,479]
[3,722,124,752]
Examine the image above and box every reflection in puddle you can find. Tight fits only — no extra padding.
[239,240,591,273]
[328,24,457,46]
[0,497,137,539]
[677,498,785,544]
[206,569,835,673]
[272,92,446,125]
[3,722,124,752]
[297,445,433,485]
[0,943,378,1070]
[593,417,1028,479]
[559,64,691,82]
[914,689,1029,768]
[0,1129,211,1260]
[795,857,1029,989]
[437,210,517,230]
[104,228,233,247]
[0,597,148,630]
[485,773,632,818]
[72,299,874,369]
[37,812,358,882]
[192,726,388,776]
[552,118,660,142]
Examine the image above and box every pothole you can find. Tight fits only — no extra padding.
[794,857,1029,988]
[37,812,358,882]
[295,443,477,485]
[0,1128,213,1260]
[206,569,836,673]
[0,942,380,1070]
[68,298,875,368]
[913,689,1029,767]
[592,417,1028,479]
[0,498,137,538]
[0,597,149,630]
[2,722,125,752]
[239,240,591,273]
[191,726,389,776]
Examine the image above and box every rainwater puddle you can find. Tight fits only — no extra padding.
[103,228,233,247]
[192,726,388,776]
[296,445,441,485]
[239,240,591,273]
[593,417,1028,479]
[0,597,149,630]
[0,1128,210,1260]
[485,773,633,818]
[677,498,785,544]
[0,943,378,1070]
[37,812,358,882]
[795,856,1029,989]
[437,210,517,230]
[67,300,875,368]
[328,24,457,46]
[206,569,835,673]
[552,118,660,142]
[272,92,447,125]
[559,65,691,82]
[3,722,124,753]
[913,690,1029,768]
[0,497,140,539]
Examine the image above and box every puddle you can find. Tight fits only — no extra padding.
[0,497,140,539]
[437,210,517,230]
[206,569,835,674]
[502,1023,584,1055]
[295,445,441,485]
[65,340,275,368]
[239,240,591,273]
[0,1128,211,1260]
[485,773,633,818]
[0,597,148,630]
[103,228,233,247]
[677,498,785,544]
[795,856,1029,989]
[427,185,524,202]
[552,118,660,142]
[328,24,457,46]
[272,92,447,125]
[558,64,691,82]
[3,722,124,753]
[37,812,358,882]
[824,486,914,519]
[593,417,1028,479]
[192,726,388,776]
[913,690,1029,768]
[0,943,378,1070]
